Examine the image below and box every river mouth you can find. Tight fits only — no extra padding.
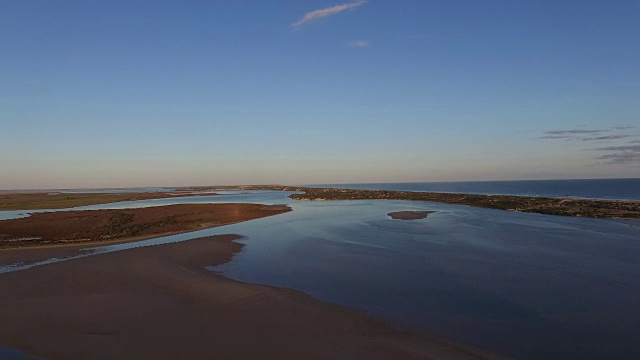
[1,190,639,360]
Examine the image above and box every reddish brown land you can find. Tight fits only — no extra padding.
[0,203,290,249]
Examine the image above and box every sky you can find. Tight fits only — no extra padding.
[1,0,639,189]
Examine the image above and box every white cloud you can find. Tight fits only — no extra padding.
[544,129,607,135]
[291,1,366,28]
[348,40,369,47]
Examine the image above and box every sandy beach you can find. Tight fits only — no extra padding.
[0,234,503,360]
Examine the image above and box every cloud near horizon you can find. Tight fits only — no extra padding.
[349,40,369,47]
[541,127,637,141]
[544,129,607,135]
[541,127,640,165]
[539,135,574,140]
[582,134,635,141]
[592,144,640,165]
[594,152,640,165]
[291,1,366,28]
[594,145,640,152]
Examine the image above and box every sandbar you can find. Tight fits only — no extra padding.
[388,210,434,220]
[0,235,504,360]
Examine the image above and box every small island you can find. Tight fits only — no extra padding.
[388,211,434,220]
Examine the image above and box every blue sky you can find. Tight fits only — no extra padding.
[1,1,639,189]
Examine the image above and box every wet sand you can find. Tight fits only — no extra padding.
[0,203,290,249]
[0,235,504,360]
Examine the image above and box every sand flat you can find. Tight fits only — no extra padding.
[0,235,504,360]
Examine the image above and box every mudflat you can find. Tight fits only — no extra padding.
[0,191,206,211]
[0,203,291,249]
[0,235,503,360]
[388,210,434,220]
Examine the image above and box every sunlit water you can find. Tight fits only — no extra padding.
[1,191,639,359]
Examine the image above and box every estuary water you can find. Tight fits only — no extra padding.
[1,190,639,359]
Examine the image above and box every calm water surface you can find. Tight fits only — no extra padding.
[1,190,639,360]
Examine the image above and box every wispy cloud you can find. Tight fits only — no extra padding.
[594,152,640,164]
[291,1,366,29]
[544,129,607,135]
[539,135,575,140]
[594,145,640,151]
[593,144,640,165]
[582,134,636,141]
[541,128,636,141]
[541,126,640,165]
[348,40,369,47]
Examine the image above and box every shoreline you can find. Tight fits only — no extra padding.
[200,185,640,220]
[0,235,506,360]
